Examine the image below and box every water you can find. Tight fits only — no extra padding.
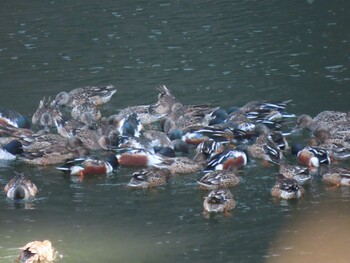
[0,0,350,262]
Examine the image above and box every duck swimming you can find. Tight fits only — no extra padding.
[203,189,236,213]
[56,154,118,177]
[18,240,56,263]
[197,170,240,190]
[271,174,304,200]
[4,175,38,200]
[54,85,117,108]
[127,166,172,189]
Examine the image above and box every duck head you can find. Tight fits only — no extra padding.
[3,140,23,155]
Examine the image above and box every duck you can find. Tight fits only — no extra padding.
[0,121,34,145]
[308,133,350,162]
[0,107,31,129]
[116,148,169,167]
[291,143,331,172]
[205,107,229,126]
[268,131,290,151]
[75,131,111,151]
[203,189,236,213]
[18,240,56,263]
[21,139,89,166]
[56,154,118,177]
[159,156,204,174]
[156,86,213,124]
[226,100,294,131]
[278,162,311,185]
[195,139,226,160]
[22,134,87,166]
[224,112,256,132]
[142,130,174,150]
[53,114,112,151]
[253,123,290,151]
[127,167,171,189]
[118,85,213,128]
[180,125,235,145]
[152,85,179,115]
[164,103,200,130]
[52,113,97,138]
[117,112,143,138]
[163,103,216,134]
[294,111,350,132]
[247,123,288,162]
[22,147,89,166]
[113,135,153,152]
[312,125,350,151]
[181,103,215,126]
[31,97,62,130]
[204,148,248,171]
[157,86,214,122]
[54,85,117,108]
[197,169,240,190]
[271,174,304,200]
[4,175,38,200]
[114,85,176,125]
[247,135,283,165]
[51,114,81,138]
[114,105,164,126]
[239,100,293,113]
[0,139,23,160]
[102,114,146,150]
[70,100,101,122]
[123,146,203,174]
[321,167,350,186]
[22,133,78,152]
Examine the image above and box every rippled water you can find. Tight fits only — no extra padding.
[0,1,349,262]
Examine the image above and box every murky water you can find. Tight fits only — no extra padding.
[0,0,349,262]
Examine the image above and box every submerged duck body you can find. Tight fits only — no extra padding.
[203,189,236,213]
[279,162,311,185]
[159,156,204,174]
[271,174,304,200]
[195,139,226,160]
[117,149,168,167]
[226,100,295,131]
[56,154,118,177]
[127,167,171,189]
[247,135,283,165]
[21,143,89,166]
[4,175,38,200]
[204,149,248,171]
[180,125,234,145]
[197,170,240,190]
[322,167,350,186]
[293,145,332,170]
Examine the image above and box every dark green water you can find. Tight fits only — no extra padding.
[0,1,349,262]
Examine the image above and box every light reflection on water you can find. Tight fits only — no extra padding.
[267,200,350,263]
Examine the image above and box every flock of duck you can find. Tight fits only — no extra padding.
[1,84,350,262]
